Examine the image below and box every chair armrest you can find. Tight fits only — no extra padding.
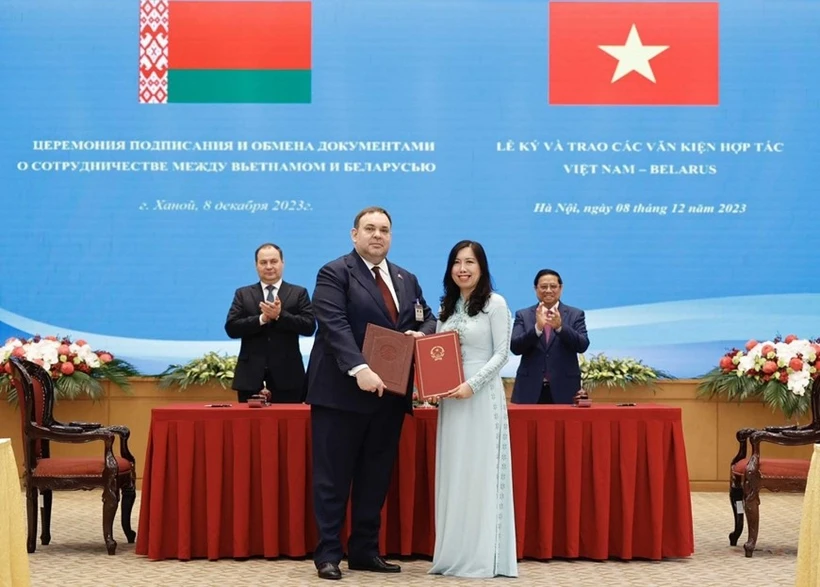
[763,423,811,433]
[30,424,115,445]
[730,428,757,470]
[97,425,136,464]
[750,429,820,448]
[51,424,84,434]
[67,421,103,431]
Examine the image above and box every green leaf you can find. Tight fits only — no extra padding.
[157,352,238,391]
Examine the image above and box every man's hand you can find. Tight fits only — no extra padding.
[536,304,549,331]
[404,330,425,338]
[545,307,562,330]
[355,367,386,397]
[259,299,282,322]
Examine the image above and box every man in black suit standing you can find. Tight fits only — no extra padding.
[225,243,316,403]
[305,207,436,580]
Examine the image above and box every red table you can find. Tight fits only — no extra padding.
[135,404,694,561]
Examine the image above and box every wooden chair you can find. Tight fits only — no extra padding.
[728,377,820,556]
[8,357,136,555]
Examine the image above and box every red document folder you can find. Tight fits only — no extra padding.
[361,323,414,396]
[414,331,464,400]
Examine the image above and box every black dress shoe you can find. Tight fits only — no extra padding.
[347,556,401,573]
[317,562,342,580]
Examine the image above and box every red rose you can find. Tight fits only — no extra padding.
[98,353,113,363]
[785,334,798,343]
[60,362,75,375]
[762,361,778,374]
[780,371,789,383]
[75,339,88,346]
[745,339,758,351]
[790,358,804,371]
[762,374,771,382]
[11,347,25,358]
[719,356,734,371]
[58,344,71,355]
[760,344,775,357]
[3,363,11,374]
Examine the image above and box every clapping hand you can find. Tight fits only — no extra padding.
[536,304,550,330]
[259,298,282,322]
[544,307,562,330]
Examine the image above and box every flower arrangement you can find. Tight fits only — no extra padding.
[0,336,139,402]
[580,353,671,391]
[698,334,820,418]
[158,352,237,390]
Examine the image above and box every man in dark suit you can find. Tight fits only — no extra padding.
[225,243,316,403]
[511,269,590,404]
[305,207,436,580]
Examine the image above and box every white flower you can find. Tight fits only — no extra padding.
[737,353,756,373]
[788,370,812,396]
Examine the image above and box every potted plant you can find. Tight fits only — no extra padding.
[0,336,139,402]
[158,352,237,390]
[698,334,820,419]
[580,353,671,391]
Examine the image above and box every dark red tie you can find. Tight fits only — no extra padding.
[372,266,399,323]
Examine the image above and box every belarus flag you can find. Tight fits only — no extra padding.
[139,0,311,104]
[548,2,719,106]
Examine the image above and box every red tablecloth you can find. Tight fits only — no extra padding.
[135,404,693,561]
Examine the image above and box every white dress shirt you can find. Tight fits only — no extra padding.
[359,257,400,311]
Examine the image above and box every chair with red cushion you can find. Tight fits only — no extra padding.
[8,357,136,555]
[729,377,820,557]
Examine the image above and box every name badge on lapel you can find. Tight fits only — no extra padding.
[414,299,424,322]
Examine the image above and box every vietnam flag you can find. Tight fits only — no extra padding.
[139,0,311,104]
[548,2,719,106]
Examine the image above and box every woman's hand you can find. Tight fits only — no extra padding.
[445,382,474,400]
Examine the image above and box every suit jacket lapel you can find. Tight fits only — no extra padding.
[346,252,394,322]
[251,283,265,307]
[277,282,293,308]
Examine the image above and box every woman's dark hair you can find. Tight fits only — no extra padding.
[439,240,493,322]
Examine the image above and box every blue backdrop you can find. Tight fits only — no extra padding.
[2,0,819,376]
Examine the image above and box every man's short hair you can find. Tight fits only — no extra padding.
[353,206,392,229]
[255,243,283,262]
[534,269,562,287]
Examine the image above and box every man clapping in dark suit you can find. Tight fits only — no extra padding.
[511,269,590,405]
[225,243,316,403]
[305,207,436,580]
